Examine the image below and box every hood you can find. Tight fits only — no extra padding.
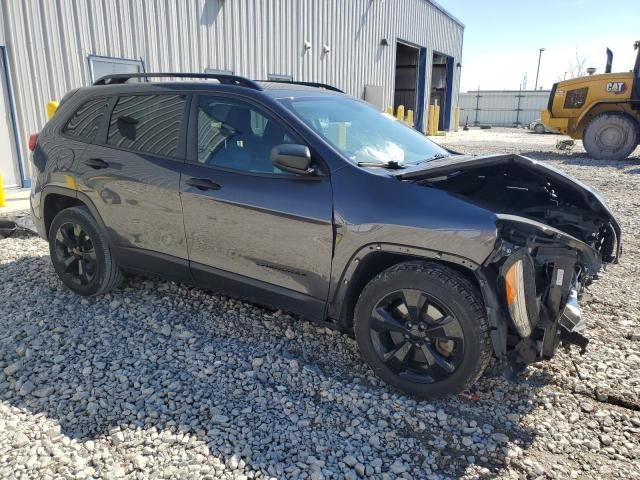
[397,154,621,263]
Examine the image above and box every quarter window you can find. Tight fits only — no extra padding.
[195,96,299,174]
[107,95,186,157]
[63,97,109,142]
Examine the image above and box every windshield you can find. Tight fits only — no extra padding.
[281,96,448,166]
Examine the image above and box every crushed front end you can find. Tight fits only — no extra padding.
[400,154,622,371]
[480,214,617,370]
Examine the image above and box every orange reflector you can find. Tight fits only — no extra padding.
[505,262,519,305]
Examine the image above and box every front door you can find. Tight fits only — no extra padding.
[77,93,190,277]
[180,94,334,319]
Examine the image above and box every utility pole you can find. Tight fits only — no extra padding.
[534,48,545,91]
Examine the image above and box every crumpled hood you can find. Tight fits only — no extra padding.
[397,154,621,263]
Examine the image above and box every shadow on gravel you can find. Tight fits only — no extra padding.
[0,252,547,478]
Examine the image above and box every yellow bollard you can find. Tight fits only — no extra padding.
[47,101,59,120]
[386,106,393,115]
[434,105,440,133]
[406,109,414,127]
[396,105,405,122]
[0,174,5,208]
[454,107,460,132]
[427,105,435,136]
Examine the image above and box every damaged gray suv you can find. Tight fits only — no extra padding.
[30,73,621,398]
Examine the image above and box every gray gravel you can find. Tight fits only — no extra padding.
[1,129,639,479]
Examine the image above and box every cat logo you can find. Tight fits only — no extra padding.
[605,82,626,94]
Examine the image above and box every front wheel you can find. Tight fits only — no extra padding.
[354,262,492,398]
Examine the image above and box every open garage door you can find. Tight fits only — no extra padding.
[394,42,426,131]
[430,53,454,131]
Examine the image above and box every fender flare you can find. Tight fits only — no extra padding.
[40,185,109,240]
[328,242,481,320]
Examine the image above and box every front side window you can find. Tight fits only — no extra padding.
[195,95,299,174]
[63,97,109,142]
[107,95,186,157]
[281,97,448,166]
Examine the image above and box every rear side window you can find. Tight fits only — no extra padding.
[63,97,109,142]
[107,94,186,157]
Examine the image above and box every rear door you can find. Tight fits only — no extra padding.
[76,92,190,278]
[180,94,334,319]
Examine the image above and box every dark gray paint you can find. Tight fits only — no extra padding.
[30,81,617,335]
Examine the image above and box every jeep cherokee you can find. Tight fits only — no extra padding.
[29,73,621,398]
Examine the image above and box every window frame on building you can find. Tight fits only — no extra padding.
[267,73,294,82]
[87,54,145,83]
[205,67,234,75]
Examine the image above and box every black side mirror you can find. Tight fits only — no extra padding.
[271,144,314,175]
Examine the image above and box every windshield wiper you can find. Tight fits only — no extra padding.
[420,153,450,163]
[356,160,407,169]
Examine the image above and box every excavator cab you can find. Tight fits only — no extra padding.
[542,41,640,160]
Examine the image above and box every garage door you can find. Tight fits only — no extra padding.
[0,51,20,188]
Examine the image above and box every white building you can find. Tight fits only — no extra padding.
[0,0,463,188]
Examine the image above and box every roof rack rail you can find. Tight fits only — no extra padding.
[93,72,263,90]
[260,79,344,93]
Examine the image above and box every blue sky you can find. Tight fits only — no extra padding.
[436,0,639,91]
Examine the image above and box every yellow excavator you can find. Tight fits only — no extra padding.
[542,40,640,160]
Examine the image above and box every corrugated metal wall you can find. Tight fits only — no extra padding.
[0,0,463,184]
[459,90,551,127]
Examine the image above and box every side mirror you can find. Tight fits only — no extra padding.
[271,144,314,175]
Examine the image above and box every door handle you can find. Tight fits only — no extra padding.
[84,158,109,169]
[186,178,221,191]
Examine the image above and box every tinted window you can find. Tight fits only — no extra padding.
[63,97,109,142]
[195,96,299,174]
[107,95,186,157]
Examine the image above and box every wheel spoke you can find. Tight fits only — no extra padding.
[383,341,413,365]
[77,258,89,285]
[371,307,409,334]
[420,344,456,375]
[424,316,464,340]
[62,255,78,272]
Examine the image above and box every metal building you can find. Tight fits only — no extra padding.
[459,90,551,127]
[0,0,463,188]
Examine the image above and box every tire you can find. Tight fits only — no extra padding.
[354,261,491,398]
[582,113,639,160]
[534,123,545,134]
[48,206,123,296]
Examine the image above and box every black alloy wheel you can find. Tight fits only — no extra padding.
[48,206,123,296]
[53,222,98,286]
[370,289,464,384]
[354,262,492,398]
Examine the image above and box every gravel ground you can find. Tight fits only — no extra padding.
[1,128,639,479]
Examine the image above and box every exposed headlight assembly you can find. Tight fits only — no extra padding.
[501,252,539,337]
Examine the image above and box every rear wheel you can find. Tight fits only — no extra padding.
[354,262,491,398]
[534,123,545,134]
[49,206,123,296]
[583,113,638,160]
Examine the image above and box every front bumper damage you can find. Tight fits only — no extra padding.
[478,214,617,372]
